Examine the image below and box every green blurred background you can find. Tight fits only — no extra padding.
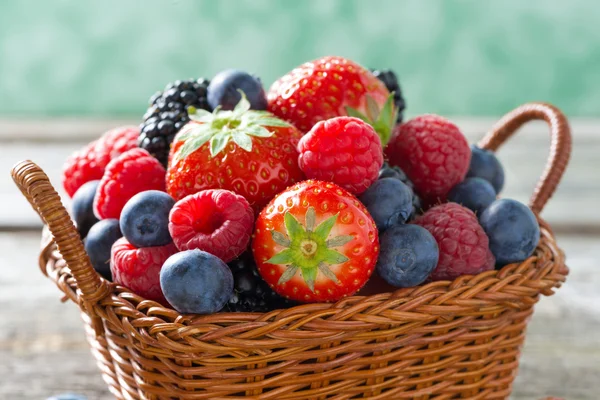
[1,0,598,118]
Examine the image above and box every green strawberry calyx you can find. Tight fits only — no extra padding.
[345,93,398,146]
[175,90,292,160]
[266,206,354,292]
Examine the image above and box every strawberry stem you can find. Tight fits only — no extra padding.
[266,206,354,292]
[174,92,292,160]
[345,93,398,146]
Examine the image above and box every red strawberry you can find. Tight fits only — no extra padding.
[110,237,178,306]
[267,56,397,144]
[62,126,139,197]
[252,180,379,303]
[166,94,305,212]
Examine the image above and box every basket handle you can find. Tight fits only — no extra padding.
[11,160,109,334]
[478,102,571,214]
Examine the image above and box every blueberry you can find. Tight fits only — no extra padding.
[160,249,234,314]
[120,191,174,248]
[377,163,422,219]
[479,199,540,266]
[448,177,496,215]
[467,145,505,193]
[46,394,87,400]
[71,180,100,238]
[378,164,406,181]
[207,69,267,110]
[359,178,413,231]
[84,219,122,281]
[376,224,439,287]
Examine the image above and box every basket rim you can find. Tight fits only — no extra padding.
[40,215,568,331]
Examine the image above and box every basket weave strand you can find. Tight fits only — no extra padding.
[13,102,570,399]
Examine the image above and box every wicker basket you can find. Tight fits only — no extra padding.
[12,102,571,399]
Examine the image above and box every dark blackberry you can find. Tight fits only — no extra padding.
[379,162,422,219]
[370,69,406,124]
[225,252,296,313]
[139,78,211,166]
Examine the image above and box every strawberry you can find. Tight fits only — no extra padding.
[267,56,397,145]
[166,93,305,212]
[252,180,379,303]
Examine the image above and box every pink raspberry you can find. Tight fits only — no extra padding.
[62,126,139,197]
[385,115,470,204]
[413,203,495,281]
[110,237,178,306]
[169,189,254,262]
[94,148,166,219]
[297,117,383,195]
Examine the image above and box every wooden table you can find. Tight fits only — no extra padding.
[1,118,598,399]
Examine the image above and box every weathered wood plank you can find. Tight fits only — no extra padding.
[0,118,135,142]
[1,231,598,399]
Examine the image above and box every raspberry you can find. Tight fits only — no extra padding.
[94,148,166,219]
[413,203,495,281]
[110,237,178,305]
[298,117,383,195]
[168,189,254,262]
[62,126,139,197]
[385,115,470,203]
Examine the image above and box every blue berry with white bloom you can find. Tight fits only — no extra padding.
[208,70,267,111]
[448,177,496,215]
[160,249,234,314]
[71,180,100,238]
[479,199,540,266]
[378,163,422,218]
[120,190,174,248]
[376,224,439,287]
[359,178,413,232]
[467,145,505,193]
[84,219,122,281]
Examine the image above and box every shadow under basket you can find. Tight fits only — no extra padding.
[13,102,571,400]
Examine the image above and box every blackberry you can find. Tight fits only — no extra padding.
[139,78,211,166]
[370,69,406,124]
[226,252,296,313]
[378,162,422,219]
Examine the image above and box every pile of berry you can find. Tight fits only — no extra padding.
[63,56,540,315]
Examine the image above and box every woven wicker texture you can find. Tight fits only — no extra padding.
[13,102,571,399]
